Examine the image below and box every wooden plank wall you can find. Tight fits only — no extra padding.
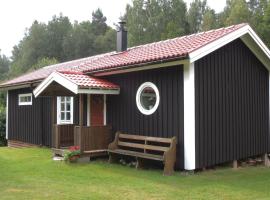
[104,65,184,169]
[195,39,269,169]
[8,89,88,147]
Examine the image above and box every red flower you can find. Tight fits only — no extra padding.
[68,146,80,151]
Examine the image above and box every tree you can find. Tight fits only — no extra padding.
[9,10,116,77]
[225,0,251,25]
[63,21,95,60]
[0,51,10,80]
[9,21,49,77]
[161,0,189,39]
[187,0,208,33]
[202,8,217,31]
[47,14,72,61]
[31,57,58,70]
[126,0,189,47]
[91,8,108,35]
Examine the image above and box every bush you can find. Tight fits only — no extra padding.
[0,92,7,146]
[0,133,6,146]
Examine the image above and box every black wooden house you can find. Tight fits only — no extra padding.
[1,23,270,170]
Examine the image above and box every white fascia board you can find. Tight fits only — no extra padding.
[77,88,120,95]
[189,25,250,63]
[93,59,189,76]
[241,34,270,70]
[184,62,196,170]
[33,72,78,97]
[189,25,270,69]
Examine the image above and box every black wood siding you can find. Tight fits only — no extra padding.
[8,89,87,147]
[105,65,184,169]
[8,88,52,146]
[195,39,269,168]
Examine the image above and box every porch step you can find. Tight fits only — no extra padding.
[53,156,64,161]
[52,148,66,157]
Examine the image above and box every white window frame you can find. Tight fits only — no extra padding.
[18,93,32,106]
[136,82,160,115]
[57,96,74,124]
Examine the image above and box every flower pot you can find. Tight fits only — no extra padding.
[69,155,80,163]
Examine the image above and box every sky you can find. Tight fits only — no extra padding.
[0,0,226,58]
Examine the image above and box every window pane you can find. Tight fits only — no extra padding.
[66,97,71,102]
[61,103,65,111]
[66,103,71,111]
[140,87,157,110]
[66,112,71,120]
[61,112,65,120]
[61,97,65,102]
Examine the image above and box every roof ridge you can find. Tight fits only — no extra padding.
[126,23,248,51]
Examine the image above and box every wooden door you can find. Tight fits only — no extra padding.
[90,94,104,126]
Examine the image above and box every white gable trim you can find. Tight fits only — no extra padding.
[33,72,78,97]
[189,25,270,70]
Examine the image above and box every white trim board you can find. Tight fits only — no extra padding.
[184,62,196,170]
[6,91,8,140]
[33,72,120,97]
[189,25,270,70]
[87,94,90,126]
[103,94,106,126]
[93,59,189,76]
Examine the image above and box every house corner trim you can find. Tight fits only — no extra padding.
[184,62,196,170]
[5,90,8,140]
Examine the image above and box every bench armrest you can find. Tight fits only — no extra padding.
[163,137,177,165]
[108,131,121,150]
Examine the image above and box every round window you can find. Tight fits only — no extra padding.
[136,82,160,115]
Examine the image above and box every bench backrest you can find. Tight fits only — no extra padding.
[111,132,176,155]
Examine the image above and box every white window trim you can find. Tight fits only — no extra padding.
[136,82,160,115]
[18,93,32,106]
[57,96,74,124]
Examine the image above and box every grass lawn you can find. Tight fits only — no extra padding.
[0,148,270,200]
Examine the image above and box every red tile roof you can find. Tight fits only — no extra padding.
[57,71,119,89]
[1,52,113,87]
[0,23,247,88]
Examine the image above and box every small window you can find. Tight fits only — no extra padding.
[136,82,160,115]
[57,96,73,124]
[18,93,32,105]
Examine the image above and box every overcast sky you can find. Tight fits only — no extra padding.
[0,0,226,58]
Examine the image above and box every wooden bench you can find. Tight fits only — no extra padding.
[108,132,177,175]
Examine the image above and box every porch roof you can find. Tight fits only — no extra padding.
[33,71,120,97]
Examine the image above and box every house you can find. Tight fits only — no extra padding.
[1,22,270,171]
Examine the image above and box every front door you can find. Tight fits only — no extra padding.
[90,94,104,126]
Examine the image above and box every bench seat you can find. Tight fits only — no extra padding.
[108,149,164,161]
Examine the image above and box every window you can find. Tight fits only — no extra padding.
[18,93,32,105]
[136,82,160,115]
[57,96,73,124]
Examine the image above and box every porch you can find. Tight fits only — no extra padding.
[32,71,120,159]
[52,124,112,158]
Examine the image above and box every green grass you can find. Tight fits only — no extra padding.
[0,148,270,200]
